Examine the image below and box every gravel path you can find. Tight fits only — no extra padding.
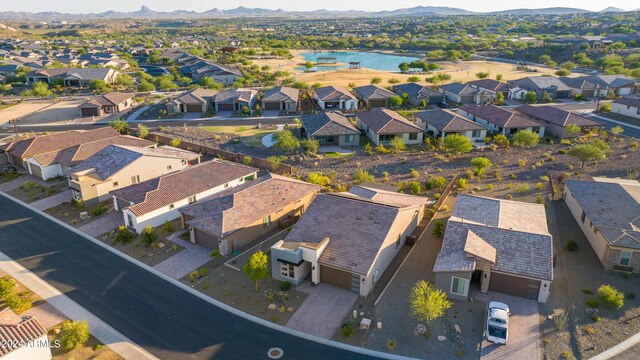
[153,233,211,279]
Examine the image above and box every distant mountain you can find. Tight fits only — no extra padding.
[599,7,626,13]
[488,7,591,15]
[0,5,632,21]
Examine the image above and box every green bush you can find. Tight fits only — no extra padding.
[0,277,15,300]
[59,320,90,351]
[209,250,220,258]
[585,299,599,308]
[163,220,173,233]
[342,323,354,338]
[581,288,593,294]
[280,282,291,291]
[90,205,108,217]
[198,268,209,278]
[4,293,31,313]
[597,285,624,309]
[140,226,158,246]
[114,225,134,244]
[564,239,578,252]
[432,220,445,238]
[456,178,467,189]
[353,169,374,184]
[426,176,447,190]
[20,181,37,191]
[409,181,422,194]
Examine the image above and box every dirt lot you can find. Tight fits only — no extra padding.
[0,101,52,125]
[0,99,98,125]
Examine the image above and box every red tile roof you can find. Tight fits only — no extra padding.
[460,104,544,128]
[0,313,47,357]
[7,127,119,160]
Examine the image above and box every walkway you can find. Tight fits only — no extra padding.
[153,232,211,279]
[31,189,70,211]
[286,282,359,339]
[78,211,122,238]
[125,105,151,122]
[262,133,276,148]
[0,251,158,360]
[474,290,540,360]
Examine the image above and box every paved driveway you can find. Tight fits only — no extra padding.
[286,282,358,339]
[474,290,540,360]
[78,211,123,238]
[153,233,211,279]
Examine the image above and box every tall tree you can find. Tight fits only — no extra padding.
[409,280,452,323]
[243,251,270,292]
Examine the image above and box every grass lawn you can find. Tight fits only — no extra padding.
[49,321,123,360]
[325,152,353,157]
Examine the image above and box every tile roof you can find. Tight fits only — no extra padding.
[460,104,544,128]
[7,127,119,160]
[440,83,477,95]
[173,88,217,105]
[0,311,47,357]
[301,112,360,137]
[261,87,299,103]
[180,174,321,237]
[80,92,134,108]
[28,67,114,81]
[572,75,636,89]
[559,77,597,90]
[414,109,487,132]
[347,184,432,208]
[392,83,441,99]
[515,105,604,127]
[434,194,553,281]
[565,178,640,249]
[513,76,572,91]
[283,192,427,275]
[467,79,510,92]
[314,86,356,102]
[614,98,640,108]
[71,144,199,180]
[214,89,257,104]
[110,159,258,217]
[353,85,396,100]
[356,108,422,134]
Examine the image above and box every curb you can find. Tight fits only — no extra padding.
[0,191,418,360]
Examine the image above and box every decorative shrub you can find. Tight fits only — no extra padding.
[564,239,578,252]
[597,285,624,309]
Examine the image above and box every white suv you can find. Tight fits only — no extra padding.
[487,301,510,345]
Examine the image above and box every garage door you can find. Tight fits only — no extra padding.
[617,87,632,95]
[370,99,387,108]
[218,103,234,111]
[320,265,354,291]
[582,90,595,98]
[264,101,281,110]
[186,104,202,113]
[81,107,100,117]
[489,272,540,300]
[29,163,43,179]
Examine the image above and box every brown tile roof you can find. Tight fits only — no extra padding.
[314,86,356,102]
[515,104,604,127]
[180,174,321,237]
[357,108,422,134]
[301,112,360,137]
[261,87,299,103]
[467,79,510,92]
[353,85,396,100]
[0,312,47,357]
[460,104,544,128]
[414,109,487,132]
[110,159,258,217]
[173,88,217,105]
[8,127,119,160]
[80,92,135,108]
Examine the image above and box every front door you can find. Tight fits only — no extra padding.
[350,273,360,293]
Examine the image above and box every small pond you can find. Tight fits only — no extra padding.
[296,51,421,72]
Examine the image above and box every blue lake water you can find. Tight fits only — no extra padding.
[297,51,420,72]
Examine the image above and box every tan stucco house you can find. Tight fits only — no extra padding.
[356,108,423,146]
[434,194,553,303]
[166,88,216,114]
[79,92,135,117]
[564,178,640,272]
[110,160,258,233]
[179,174,321,255]
[69,145,201,205]
[414,109,488,144]
[300,112,360,147]
[459,104,545,138]
[270,185,429,296]
[515,104,603,138]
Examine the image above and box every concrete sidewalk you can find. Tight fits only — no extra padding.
[0,252,158,360]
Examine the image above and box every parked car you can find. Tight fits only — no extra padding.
[0,166,17,175]
[486,301,510,345]
[438,101,450,108]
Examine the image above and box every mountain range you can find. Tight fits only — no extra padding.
[0,5,635,21]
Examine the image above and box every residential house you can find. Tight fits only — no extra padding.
[79,92,135,117]
[564,178,640,272]
[459,104,545,138]
[213,89,258,112]
[353,85,397,108]
[414,109,488,144]
[69,145,200,205]
[434,194,553,303]
[392,83,443,106]
[270,185,429,296]
[26,68,118,87]
[110,160,258,233]
[2,127,155,180]
[166,88,216,114]
[558,77,598,98]
[514,104,604,138]
[611,98,640,119]
[440,83,495,105]
[0,64,17,76]
[509,76,572,99]
[179,174,321,255]
[260,87,299,113]
[0,309,50,360]
[467,79,511,98]
[564,75,637,97]
[313,86,358,111]
[356,108,423,146]
[300,112,360,146]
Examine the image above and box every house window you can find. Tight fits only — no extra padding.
[379,134,393,142]
[472,130,481,138]
[345,134,354,143]
[581,211,586,224]
[620,251,633,266]
[280,263,295,278]
[451,277,467,296]
[188,196,196,204]
[113,181,119,187]
[263,215,271,228]
[131,175,140,184]
[169,204,175,210]
[533,127,541,133]
[167,165,172,171]
[409,132,418,140]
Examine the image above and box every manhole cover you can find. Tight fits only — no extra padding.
[267,347,284,359]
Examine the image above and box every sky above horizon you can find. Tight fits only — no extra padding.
[2,1,633,13]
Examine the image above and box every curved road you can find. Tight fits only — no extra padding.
[0,195,391,360]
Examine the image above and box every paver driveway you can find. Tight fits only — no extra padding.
[286,282,358,339]
[475,290,540,360]
[77,211,123,238]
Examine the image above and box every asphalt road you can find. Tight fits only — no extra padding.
[611,343,640,360]
[0,196,387,360]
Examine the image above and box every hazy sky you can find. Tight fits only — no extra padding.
[4,0,633,13]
